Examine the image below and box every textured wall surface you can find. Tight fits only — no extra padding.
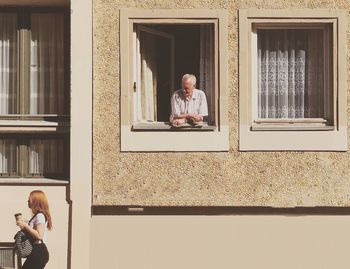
[92,0,350,206]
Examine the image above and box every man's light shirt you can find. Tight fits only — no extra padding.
[170,88,208,121]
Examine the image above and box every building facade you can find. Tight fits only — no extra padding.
[1,0,350,269]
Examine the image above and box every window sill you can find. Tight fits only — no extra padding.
[0,119,70,133]
[251,125,334,131]
[251,118,334,131]
[0,114,70,118]
[0,178,69,185]
[132,122,216,131]
[121,124,229,151]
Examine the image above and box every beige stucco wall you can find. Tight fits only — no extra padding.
[93,0,350,207]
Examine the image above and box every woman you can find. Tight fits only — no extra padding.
[16,190,52,269]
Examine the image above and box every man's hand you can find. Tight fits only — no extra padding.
[186,114,203,122]
[171,118,187,126]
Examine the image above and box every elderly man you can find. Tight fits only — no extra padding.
[170,74,208,126]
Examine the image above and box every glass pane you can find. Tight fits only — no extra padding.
[30,13,65,115]
[0,139,17,175]
[257,28,326,119]
[0,13,18,114]
[29,139,65,176]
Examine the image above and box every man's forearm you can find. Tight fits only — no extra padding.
[173,113,203,121]
[173,113,189,120]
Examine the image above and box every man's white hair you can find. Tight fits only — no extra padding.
[182,73,196,86]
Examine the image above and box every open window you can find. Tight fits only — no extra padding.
[120,9,229,151]
[132,23,216,130]
[239,9,347,151]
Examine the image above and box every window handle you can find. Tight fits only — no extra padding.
[133,82,137,92]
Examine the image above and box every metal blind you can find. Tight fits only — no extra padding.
[0,247,15,268]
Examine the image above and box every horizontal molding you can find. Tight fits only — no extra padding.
[92,205,350,216]
[0,178,69,186]
[0,127,69,134]
[0,1,69,7]
[0,118,70,133]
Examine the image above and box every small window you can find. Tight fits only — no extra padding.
[239,9,347,151]
[120,9,229,151]
[0,7,70,179]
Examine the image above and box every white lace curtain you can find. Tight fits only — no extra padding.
[199,24,214,124]
[257,29,324,119]
[29,139,64,175]
[30,13,65,115]
[0,13,17,115]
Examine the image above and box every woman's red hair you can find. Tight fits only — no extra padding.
[28,190,53,230]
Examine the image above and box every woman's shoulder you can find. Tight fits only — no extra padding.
[36,212,45,217]
[33,212,47,223]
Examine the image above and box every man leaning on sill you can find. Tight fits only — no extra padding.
[170,73,208,126]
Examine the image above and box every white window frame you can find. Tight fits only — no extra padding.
[120,9,229,151]
[239,9,347,151]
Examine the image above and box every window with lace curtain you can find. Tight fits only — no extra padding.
[251,23,334,131]
[239,9,347,151]
[0,7,69,179]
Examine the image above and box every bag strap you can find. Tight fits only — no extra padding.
[28,213,38,223]
[28,211,47,223]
